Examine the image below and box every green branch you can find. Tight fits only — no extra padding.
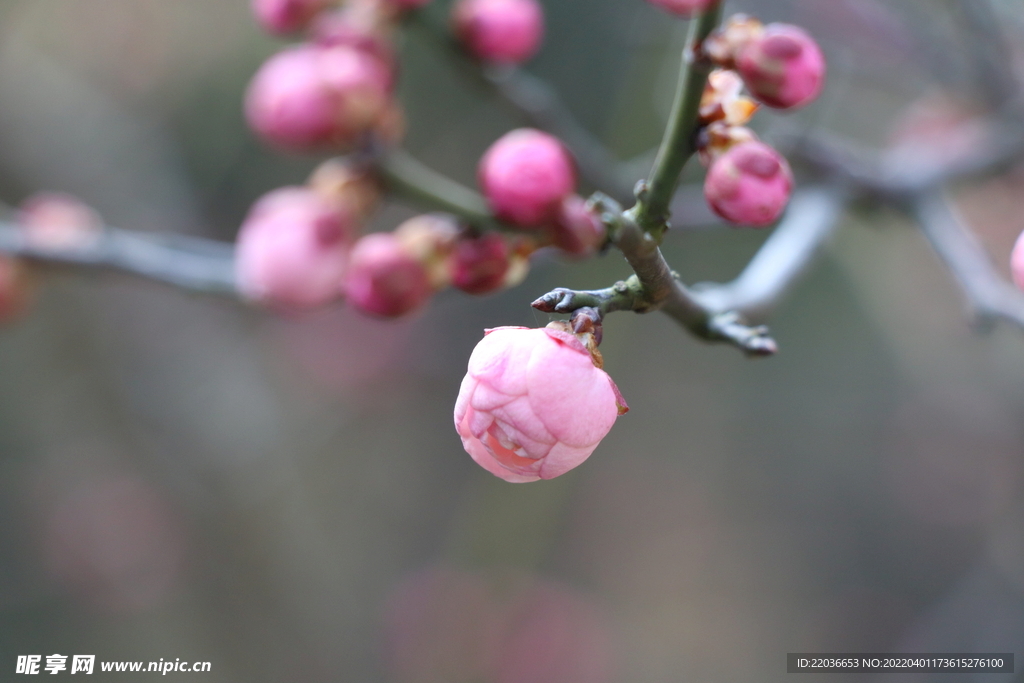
[629,5,723,241]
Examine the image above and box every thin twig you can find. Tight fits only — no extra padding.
[692,186,849,318]
[912,190,1024,331]
[629,4,723,240]
[0,221,238,295]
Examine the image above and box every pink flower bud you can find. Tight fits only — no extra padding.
[310,2,398,76]
[551,195,605,257]
[235,187,355,308]
[345,233,432,317]
[252,0,330,35]
[454,326,627,483]
[703,141,793,227]
[479,129,576,227]
[18,192,102,251]
[245,44,391,152]
[452,0,544,64]
[0,256,32,323]
[736,23,826,110]
[644,0,718,18]
[450,233,512,294]
[1012,229,1024,291]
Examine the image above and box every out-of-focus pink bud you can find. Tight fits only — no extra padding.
[736,23,826,110]
[245,44,392,152]
[478,129,576,228]
[1012,229,1024,291]
[311,1,398,77]
[551,195,605,257]
[452,0,544,64]
[644,0,718,18]
[704,141,793,227]
[235,187,354,308]
[345,232,432,317]
[491,580,616,683]
[0,256,32,323]
[252,0,330,35]
[18,192,102,251]
[450,233,511,294]
[395,214,461,289]
[454,326,627,483]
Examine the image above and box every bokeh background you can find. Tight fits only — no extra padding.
[1,0,1024,681]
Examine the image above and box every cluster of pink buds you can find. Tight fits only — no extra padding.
[478,128,607,257]
[246,0,416,152]
[696,14,826,227]
[235,158,541,316]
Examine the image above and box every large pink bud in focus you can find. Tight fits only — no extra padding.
[644,0,718,17]
[736,23,826,110]
[1012,230,1024,291]
[452,0,544,64]
[479,129,576,227]
[345,232,433,317]
[235,187,354,308]
[252,0,330,35]
[704,141,792,227]
[454,327,627,483]
[245,44,391,152]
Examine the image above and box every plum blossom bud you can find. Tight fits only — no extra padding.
[18,192,102,251]
[308,158,382,220]
[452,0,544,65]
[454,326,627,483]
[0,256,33,323]
[235,187,354,308]
[245,44,392,152]
[252,0,330,35]
[736,23,826,110]
[345,233,432,317]
[1012,229,1024,291]
[703,140,792,227]
[479,129,576,227]
[644,0,718,18]
[394,214,460,289]
[552,195,606,258]
[311,2,398,76]
[450,233,512,295]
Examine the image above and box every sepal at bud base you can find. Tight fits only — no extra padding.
[394,214,460,289]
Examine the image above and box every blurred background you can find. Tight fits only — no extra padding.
[1,0,1024,681]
